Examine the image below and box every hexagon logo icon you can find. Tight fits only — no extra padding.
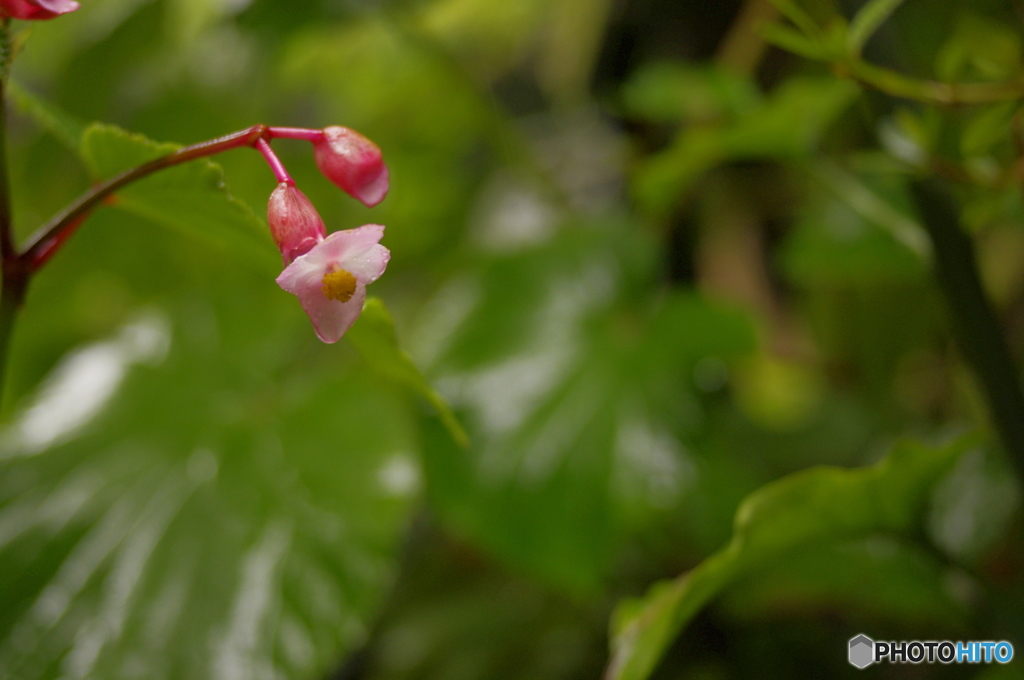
[849,634,874,669]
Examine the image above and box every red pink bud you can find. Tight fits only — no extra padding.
[312,126,389,208]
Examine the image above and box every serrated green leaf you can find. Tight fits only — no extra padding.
[347,297,468,449]
[847,0,905,56]
[80,123,278,274]
[605,435,974,680]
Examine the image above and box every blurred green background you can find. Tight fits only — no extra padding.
[0,0,1022,678]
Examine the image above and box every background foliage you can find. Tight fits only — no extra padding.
[1,0,1023,678]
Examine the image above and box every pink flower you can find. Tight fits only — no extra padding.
[313,126,389,208]
[0,0,78,19]
[267,183,326,264]
[276,224,390,343]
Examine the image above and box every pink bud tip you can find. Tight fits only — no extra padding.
[0,0,78,19]
[276,224,390,343]
[313,126,389,208]
[267,183,327,264]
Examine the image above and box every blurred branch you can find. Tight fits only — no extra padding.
[764,0,1024,105]
[909,179,1024,485]
[837,59,1024,105]
[716,0,778,76]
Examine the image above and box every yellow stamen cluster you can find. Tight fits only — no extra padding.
[321,268,357,302]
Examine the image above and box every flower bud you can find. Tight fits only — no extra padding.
[0,0,79,20]
[267,183,327,264]
[313,126,389,208]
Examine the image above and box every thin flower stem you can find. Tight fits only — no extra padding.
[268,127,324,142]
[21,123,272,263]
[254,138,293,185]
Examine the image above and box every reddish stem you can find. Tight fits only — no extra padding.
[254,138,293,185]
[268,127,324,143]
[20,124,275,264]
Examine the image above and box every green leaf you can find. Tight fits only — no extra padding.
[347,297,468,449]
[80,123,278,274]
[605,435,973,680]
[620,62,759,123]
[0,306,421,680]
[634,77,859,217]
[722,77,859,156]
[7,80,87,155]
[720,539,968,627]
[847,0,905,56]
[418,226,757,592]
[934,13,1023,83]
[961,102,1019,158]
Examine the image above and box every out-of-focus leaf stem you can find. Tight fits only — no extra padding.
[835,59,1024,105]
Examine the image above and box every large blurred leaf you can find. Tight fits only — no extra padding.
[0,298,420,680]
[604,434,973,680]
[417,226,756,592]
[80,124,278,274]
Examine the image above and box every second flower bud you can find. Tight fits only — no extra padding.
[267,183,326,264]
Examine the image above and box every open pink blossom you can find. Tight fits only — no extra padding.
[312,126,389,208]
[267,183,326,264]
[0,0,78,19]
[276,224,390,343]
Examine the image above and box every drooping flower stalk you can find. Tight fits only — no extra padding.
[254,137,294,186]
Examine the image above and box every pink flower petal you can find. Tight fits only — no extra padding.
[295,280,367,344]
[0,0,78,19]
[276,224,390,343]
[294,225,390,283]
